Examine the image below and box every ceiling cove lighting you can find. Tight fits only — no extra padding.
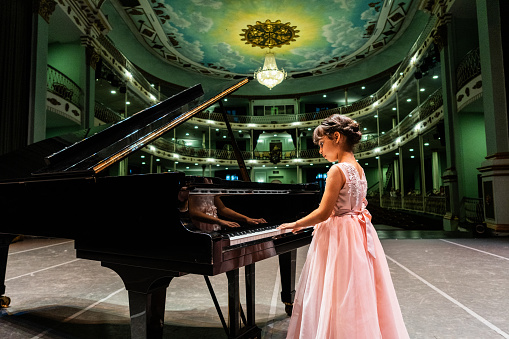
[254,52,287,90]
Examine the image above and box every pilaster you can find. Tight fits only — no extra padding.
[476,0,509,231]
[437,17,461,231]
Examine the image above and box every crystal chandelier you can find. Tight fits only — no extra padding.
[254,53,287,90]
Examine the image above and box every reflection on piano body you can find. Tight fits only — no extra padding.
[0,78,320,339]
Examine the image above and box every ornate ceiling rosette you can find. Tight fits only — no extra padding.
[240,19,299,49]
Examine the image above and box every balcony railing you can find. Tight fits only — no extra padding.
[463,197,484,223]
[194,110,334,125]
[381,196,446,216]
[47,65,83,107]
[94,101,123,124]
[457,48,481,90]
[152,138,321,161]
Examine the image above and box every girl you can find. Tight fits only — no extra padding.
[278,114,409,338]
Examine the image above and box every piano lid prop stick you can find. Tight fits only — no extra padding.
[219,100,251,182]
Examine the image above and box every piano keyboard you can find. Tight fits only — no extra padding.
[226,225,292,246]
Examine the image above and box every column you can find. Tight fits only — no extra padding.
[377,155,383,205]
[30,2,51,144]
[419,134,426,200]
[0,0,54,154]
[82,42,99,129]
[431,151,441,191]
[393,158,400,191]
[398,148,405,207]
[437,18,461,231]
[476,0,509,231]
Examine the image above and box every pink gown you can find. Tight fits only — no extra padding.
[286,162,409,339]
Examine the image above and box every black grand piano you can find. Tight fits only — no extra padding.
[0,78,320,339]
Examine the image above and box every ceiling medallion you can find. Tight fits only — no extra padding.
[240,20,299,49]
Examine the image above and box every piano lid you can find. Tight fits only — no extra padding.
[32,78,248,177]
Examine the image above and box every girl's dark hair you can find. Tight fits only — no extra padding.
[312,114,362,150]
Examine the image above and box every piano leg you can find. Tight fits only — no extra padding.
[101,262,175,339]
[244,264,256,327]
[225,265,261,339]
[278,250,297,316]
[128,288,168,339]
[0,234,16,308]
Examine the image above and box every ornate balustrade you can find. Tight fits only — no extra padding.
[47,65,83,107]
[457,48,481,90]
[381,195,446,216]
[94,101,122,124]
[152,138,321,161]
[463,197,484,223]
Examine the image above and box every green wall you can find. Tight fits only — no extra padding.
[458,111,486,197]
[47,42,84,85]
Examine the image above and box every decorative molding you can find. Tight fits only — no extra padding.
[84,44,101,70]
[46,91,82,124]
[54,0,111,39]
[456,74,482,112]
[35,0,57,24]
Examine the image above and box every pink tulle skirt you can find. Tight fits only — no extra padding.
[286,214,409,339]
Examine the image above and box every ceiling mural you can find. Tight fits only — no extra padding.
[114,0,415,79]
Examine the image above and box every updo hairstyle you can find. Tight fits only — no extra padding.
[313,114,362,150]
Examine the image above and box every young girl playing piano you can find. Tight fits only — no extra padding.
[278,114,409,338]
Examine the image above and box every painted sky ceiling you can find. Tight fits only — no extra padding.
[117,0,414,80]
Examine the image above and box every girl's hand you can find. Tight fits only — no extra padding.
[246,217,267,225]
[277,222,307,234]
[218,219,241,228]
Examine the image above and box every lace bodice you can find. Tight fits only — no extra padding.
[191,195,220,231]
[330,162,367,216]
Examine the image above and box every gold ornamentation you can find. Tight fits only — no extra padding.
[240,20,299,49]
[35,0,57,24]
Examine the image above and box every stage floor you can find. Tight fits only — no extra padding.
[2,229,509,338]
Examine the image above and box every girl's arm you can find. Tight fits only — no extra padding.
[277,165,345,233]
[214,196,267,225]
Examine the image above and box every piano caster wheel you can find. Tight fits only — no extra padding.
[0,296,11,308]
[284,303,293,316]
